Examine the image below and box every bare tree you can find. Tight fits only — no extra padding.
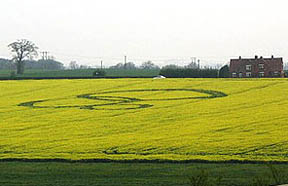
[8,39,38,74]
[162,64,180,69]
[186,61,199,69]
[109,63,125,69]
[140,61,159,70]
[69,61,79,70]
[124,62,137,69]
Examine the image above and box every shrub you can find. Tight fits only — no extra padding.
[92,69,106,77]
[10,71,16,78]
[218,65,230,78]
[160,68,218,78]
[267,164,288,185]
[188,169,223,186]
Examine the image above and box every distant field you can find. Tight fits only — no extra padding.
[0,78,288,162]
[0,69,160,78]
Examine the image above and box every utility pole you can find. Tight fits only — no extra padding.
[40,52,45,60]
[100,60,103,69]
[40,51,46,70]
[124,55,127,69]
[40,51,51,71]
[198,59,201,69]
[45,52,49,60]
[191,57,196,64]
[40,51,49,60]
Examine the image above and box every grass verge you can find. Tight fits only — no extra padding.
[0,162,288,186]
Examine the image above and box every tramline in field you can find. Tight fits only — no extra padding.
[18,88,227,110]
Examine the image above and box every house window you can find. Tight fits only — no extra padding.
[258,64,264,69]
[246,65,252,71]
[246,72,252,77]
[232,72,237,78]
[269,71,273,76]
[274,71,280,76]
[259,72,264,77]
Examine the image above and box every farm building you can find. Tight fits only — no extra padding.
[230,56,284,78]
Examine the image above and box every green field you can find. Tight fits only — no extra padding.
[0,162,287,186]
[0,69,160,78]
[1,78,288,162]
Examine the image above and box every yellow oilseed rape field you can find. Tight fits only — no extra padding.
[0,78,288,162]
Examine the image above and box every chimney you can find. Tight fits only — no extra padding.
[271,55,274,59]
[239,56,242,59]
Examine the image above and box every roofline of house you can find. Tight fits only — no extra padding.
[230,56,283,61]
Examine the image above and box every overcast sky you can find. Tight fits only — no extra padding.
[1,0,288,67]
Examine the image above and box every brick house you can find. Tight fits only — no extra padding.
[230,56,284,78]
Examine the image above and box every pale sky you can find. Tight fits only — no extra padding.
[1,0,288,67]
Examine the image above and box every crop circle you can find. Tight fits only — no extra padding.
[18,88,227,110]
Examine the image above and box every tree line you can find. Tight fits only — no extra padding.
[160,68,220,78]
[159,62,229,78]
[4,39,231,78]
[109,61,160,70]
[0,58,64,71]
[4,39,288,78]
[4,39,65,74]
